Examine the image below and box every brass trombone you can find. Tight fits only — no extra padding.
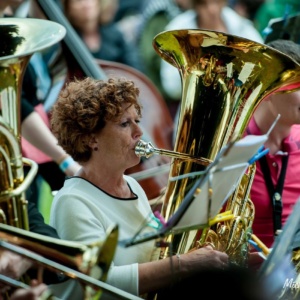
[0,223,142,300]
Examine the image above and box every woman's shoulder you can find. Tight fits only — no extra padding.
[165,9,197,30]
[52,177,94,200]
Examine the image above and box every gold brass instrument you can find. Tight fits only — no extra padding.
[0,18,66,229]
[0,223,142,300]
[137,29,300,265]
[199,164,256,266]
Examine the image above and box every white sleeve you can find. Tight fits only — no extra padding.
[105,263,139,297]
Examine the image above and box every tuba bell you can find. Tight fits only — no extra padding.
[0,18,66,229]
[138,29,300,264]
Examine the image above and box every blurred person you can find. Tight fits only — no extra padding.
[138,0,191,116]
[49,76,228,299]
[245,39,300,249]
[160,0,264,103]
[0,0,24,16]
[98,0,118,25]
[113,0,142,22]
[112,0,143,46]
[61,0,144,73]
[254,0,300,36]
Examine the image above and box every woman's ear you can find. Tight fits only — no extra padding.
[88,134,98,149]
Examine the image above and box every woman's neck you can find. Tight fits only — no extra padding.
[77,164,131,198]
[83,31,101,52]
[197,16,227,32]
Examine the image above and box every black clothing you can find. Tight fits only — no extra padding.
[24,162,65,206]
[28,202,58,237]
[21,61,42,122]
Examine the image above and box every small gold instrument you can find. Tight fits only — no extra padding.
[0,18,66,229]
[138,29,300,269]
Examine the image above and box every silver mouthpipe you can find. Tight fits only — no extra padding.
[135,140,211,166]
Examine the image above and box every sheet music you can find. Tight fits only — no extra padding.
[169,133,269,232]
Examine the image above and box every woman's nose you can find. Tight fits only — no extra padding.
[134,123,143,139]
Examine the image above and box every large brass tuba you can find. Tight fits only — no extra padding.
[141,29,300,263]
[0,18,66,229]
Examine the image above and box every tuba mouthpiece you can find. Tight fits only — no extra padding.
[135,140,156,158]
[135,140,211,166]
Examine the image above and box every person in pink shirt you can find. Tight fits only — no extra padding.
[246,39,300,249]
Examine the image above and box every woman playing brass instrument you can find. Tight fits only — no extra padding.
[49,77,228,299]
[246,39,300,250]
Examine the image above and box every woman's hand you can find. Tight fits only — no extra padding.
[0,250,32,281]
[182,245,229,275]
[0,250,33,294]
[10,280,49,300]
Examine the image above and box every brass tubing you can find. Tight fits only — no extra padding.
[0,240,143,300]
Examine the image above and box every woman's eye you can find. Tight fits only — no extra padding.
[121,121,129,127]
[136,119,141,124]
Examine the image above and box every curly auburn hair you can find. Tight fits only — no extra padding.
[51,77,141,162]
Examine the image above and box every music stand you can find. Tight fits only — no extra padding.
[120,133,269,248]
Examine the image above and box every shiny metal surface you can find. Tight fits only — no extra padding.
[0,18,66,60]
[152,29,300,257]
[135,139,211,166]
[0,223,135,300]
[0,18,66,229]
[200,164,256,266]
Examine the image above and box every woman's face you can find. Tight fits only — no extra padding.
[194,0,225,24]
[268,90,300,126]
[95,104,143,170]
[67,0,100,26]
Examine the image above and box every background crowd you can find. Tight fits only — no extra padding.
[1,0,300,299]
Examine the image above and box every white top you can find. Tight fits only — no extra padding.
[160,7,264,100]
[49,175,157,299]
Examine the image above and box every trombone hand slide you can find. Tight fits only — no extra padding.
[135,140,211,166]
[0,274,55,300]
[0,240,143,300]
